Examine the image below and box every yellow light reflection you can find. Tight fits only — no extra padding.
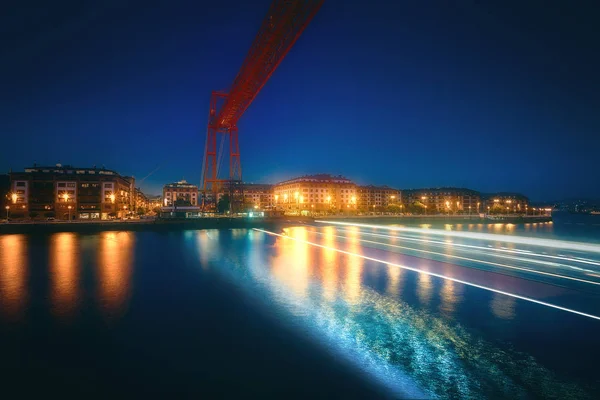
[386,264,404,296]
[439,279,463,315]
[343,227,363,305]
[50,233,80,318]
[320,226,338,300]
[98,232,134,318]
[0,235,28,319]
[490,293,516,320]
[417,273,433,305]
[271,227,310,299]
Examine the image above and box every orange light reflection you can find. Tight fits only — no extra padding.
[0,235,28,319]
[50,233,80,318]
[98,232,134,318]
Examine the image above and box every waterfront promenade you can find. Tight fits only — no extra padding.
[0,214,552,235]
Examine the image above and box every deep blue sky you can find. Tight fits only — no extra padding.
[2,0,599,200]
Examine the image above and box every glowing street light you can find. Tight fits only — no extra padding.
[274,194,279,202]
[5,205,9,220]
[63,193,69,202]
[11,193,17,204]
[67,205,72,221]
[477,202,480,213]
[110,193,116,203]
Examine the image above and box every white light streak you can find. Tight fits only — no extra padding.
[316,220,600,254]
[312,230,600,286]
[254,228,600,321]
[334,228,600,275]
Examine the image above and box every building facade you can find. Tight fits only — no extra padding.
[273,174,357,213]
[357,185,401,211]
[242,183,274,209]
[7,164,135,220]
[484,193,529,214]
[1,174,9,218]
[162,180,198,206]
[404,188,481,214]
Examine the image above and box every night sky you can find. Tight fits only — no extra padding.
[2,0,599,200]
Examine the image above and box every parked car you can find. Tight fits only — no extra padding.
[47,217,55,221]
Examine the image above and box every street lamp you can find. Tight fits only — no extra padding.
[67,205,72,221]
[5,205,9,220]
[477,202,480,213]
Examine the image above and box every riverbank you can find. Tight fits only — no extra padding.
[322,215,553,225]
[0,217,302,235]
[0,214,552,235]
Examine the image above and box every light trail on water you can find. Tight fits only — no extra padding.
[334,227,600,269]
[254,228,600,321]
[316,220,600,254]
[310,230,600,286]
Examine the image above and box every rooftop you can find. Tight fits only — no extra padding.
[164,179,198,189]
[276,174,354,185]
[19,163,123,177]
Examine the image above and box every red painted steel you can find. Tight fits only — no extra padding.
[201,0,324,197]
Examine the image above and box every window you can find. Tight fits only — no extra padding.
[67,183,75,188]
[104,183,113,188]
[80,183,89,188]
[91,213,100,219]
[58,183,66,188]
[16,181,26,187]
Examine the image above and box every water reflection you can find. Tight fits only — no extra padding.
[216,226,585,399]
[439,279,463,315]
[344,227,363,305]
[320,226,338,300]
[386,264,404,296]
[49,233,80,318]
[271,227,310,300]
[0,235,28,319]
[417,273,433,305]
[98,232,134,317]
[490,293,516,320]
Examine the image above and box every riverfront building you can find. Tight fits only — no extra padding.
[357,185,401,211]
[273,174,357,213]
[162,180,198,206]
[483,192,529,214]
[7,164,135,220]
[242,183,274,209]
[403,188,481,214]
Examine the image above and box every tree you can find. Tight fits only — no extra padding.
[152,206,161,215]
[386,204,402,214]
[217,194,230,214]
[137,207,147,216]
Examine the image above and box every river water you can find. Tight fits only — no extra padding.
[1,213,599,398]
